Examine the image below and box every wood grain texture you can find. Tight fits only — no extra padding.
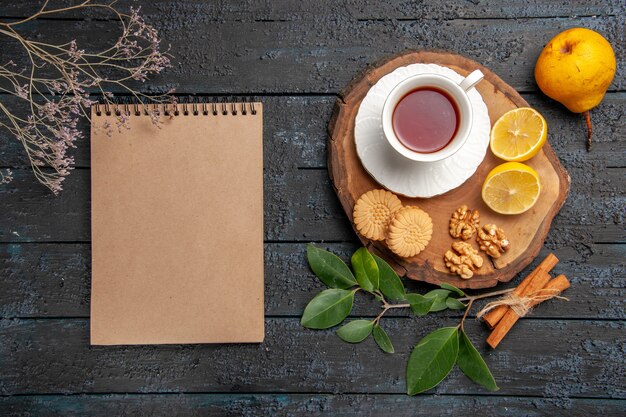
[328,50,570,288]
[0,166,622,244]
[0,318,624,398]
[1,243,624,319]
[1,394,625,417]
[0,15,623,94]
[0,96,335,169]
[1,0,622,20]
[2,93,625,169]
[0,0,624,413]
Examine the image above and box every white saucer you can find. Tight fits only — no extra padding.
[354,63,491,198]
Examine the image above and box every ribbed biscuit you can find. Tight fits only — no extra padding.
[386,206,433,258]
[353,189,403,241]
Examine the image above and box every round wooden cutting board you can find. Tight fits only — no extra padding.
[328,50,570,289]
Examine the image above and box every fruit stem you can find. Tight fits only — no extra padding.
[583,111,593,151]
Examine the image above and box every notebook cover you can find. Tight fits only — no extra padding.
[90,103,264,345]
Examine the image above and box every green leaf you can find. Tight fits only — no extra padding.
[405,293,435,317]
[424,289,452,312]
[445,297,467,310]
[458,330,499,391]
[373,324,395,353]
[406,327,459,395]
[336,320,373,343]
[373,255,406,301]
[351,248,379,292]
[440,283,466,297]
[307,244,357,289]
[301,289,355,329]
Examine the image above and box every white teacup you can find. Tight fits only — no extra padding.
[381,69,484,162]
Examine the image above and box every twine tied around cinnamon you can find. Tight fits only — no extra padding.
[476,287,569,319]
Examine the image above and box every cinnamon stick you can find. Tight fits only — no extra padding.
[486,274,570,349]
[483,253,559,328]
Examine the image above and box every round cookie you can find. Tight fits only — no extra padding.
[353,189,403,241]
[386,206,433,257]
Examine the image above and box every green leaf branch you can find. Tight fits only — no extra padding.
[301,244,512,395]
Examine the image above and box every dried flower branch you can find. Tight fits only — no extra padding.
[0,0,172,194]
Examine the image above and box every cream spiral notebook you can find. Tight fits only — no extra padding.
[90,100,264,345]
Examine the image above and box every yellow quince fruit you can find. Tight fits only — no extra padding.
[534,27,616,150]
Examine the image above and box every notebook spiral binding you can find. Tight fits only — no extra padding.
[93,97,257,117]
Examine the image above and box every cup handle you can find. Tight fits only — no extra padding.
[459,69,484,92]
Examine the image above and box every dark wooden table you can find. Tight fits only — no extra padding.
[1,1,624,416]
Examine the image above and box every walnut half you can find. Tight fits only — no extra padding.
[444,251,474,279]
[477,224,510,258]
[444,241,483,279]
[449,205,480,240]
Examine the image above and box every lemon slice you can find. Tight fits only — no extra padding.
[482,162,541,215]
[490,108,547,162]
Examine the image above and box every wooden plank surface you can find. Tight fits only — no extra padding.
[0,16,623,94]
[1,0,622,20]
[1,394,625,417]
[1,243,624,319]
[2,93,625,169]
[1,167,623,243]
[0,0,624,414]
[0,318,624,398]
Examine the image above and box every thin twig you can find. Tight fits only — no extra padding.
[373,287,515,324]
[0,0,94,27]
[457,288,514,302]
[583,111,593,151]
[459,299,474,331]
[382,302,410,309]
